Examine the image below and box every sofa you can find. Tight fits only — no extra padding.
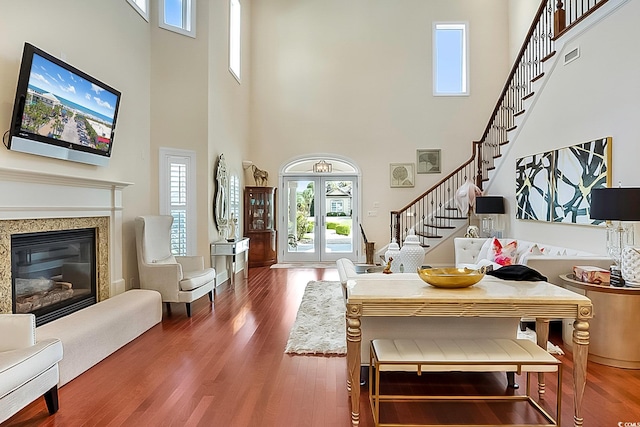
[0,314,63,424]
[453,237,613,286]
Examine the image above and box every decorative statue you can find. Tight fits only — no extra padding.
[228,213,238,242]
[465,225,480,238]
[382,257,393,274]
[251,164,269,186]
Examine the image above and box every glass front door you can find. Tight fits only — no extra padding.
[282,177,357,262]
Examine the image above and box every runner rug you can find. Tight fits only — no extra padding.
[284,281,347,356]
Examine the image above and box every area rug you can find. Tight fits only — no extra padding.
[272,262,336,269]
[284,281,346,355]
[284,280,564,356]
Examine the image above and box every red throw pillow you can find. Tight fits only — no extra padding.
[489,238,518,266]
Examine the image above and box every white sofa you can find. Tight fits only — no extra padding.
[336,259,520,366]
[453,237,613,286]
[0,314,63,424]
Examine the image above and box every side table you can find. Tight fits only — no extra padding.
[559,273,640,368]
[211,237,250,287]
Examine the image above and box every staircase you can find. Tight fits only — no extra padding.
[390,0,609,252]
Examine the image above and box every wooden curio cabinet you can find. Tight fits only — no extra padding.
[244,186,277,267]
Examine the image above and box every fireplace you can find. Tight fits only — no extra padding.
[12,228,97,326]
[0,167,131,317]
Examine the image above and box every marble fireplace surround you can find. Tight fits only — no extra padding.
[0,166,131,314]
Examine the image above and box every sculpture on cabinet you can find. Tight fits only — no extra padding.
[251,164,269,186]
[215,154,229,238]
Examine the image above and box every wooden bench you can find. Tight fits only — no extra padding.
[369,338,562,427]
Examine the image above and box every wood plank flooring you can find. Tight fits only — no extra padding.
[4,266,640,426]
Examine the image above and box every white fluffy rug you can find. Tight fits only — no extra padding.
[284,280,564,356]
[285,281,346,355]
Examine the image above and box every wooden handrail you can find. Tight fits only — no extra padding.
[478,0,550,143]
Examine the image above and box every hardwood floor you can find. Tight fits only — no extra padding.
[4,266,640,427]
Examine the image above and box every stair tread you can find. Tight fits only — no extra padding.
[416,232,442,239]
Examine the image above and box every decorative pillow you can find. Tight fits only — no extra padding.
[529,244,544,255]
[489,238,518,266]
[477,238,495,261]
[518,244,544,264]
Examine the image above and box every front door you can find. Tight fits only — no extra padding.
[281,176,358,262]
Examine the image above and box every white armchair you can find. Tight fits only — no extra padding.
[0,314,63,423]
[135,215,216,317]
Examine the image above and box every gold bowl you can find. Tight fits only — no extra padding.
[417,267,485,288]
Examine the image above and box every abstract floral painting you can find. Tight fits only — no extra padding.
[516,137,611,224]
[390,163,415,188]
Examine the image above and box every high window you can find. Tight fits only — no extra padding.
[433,23,468,96]
[159,148,197,256]
[229,0,241,81]
[159,0,196,38]
[127,0,149,21]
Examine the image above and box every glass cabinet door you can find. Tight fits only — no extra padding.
[246,187,276,232]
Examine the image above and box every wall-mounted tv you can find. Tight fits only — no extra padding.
[8,43,121,166]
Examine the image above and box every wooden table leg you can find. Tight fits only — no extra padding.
[572,316,590,427]
[346,303,362,427]
[535,319,550,399]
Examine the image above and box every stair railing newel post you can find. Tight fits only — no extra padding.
[554,0,566,35]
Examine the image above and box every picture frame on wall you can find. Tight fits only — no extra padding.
[390,163,415,188]
[416,149,441,174]
[515,136,611,224]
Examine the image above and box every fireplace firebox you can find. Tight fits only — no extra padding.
[11,228,97,326]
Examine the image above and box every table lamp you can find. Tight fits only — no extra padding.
[475,196,505,238]
[590,187,640,286]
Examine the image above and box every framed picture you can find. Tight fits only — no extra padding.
[515,137,611,224]
[416,149,441,174]
[390,163,415,188]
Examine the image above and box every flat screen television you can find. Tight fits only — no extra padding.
[8,43,121,166]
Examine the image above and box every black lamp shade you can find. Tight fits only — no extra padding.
[590,187,640,221]
[475,196,505,214]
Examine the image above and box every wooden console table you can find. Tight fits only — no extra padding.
[345,275,593,427]
[210,237,250,287]
[560,274,640,368]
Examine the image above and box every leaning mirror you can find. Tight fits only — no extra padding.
[214,154,229,238]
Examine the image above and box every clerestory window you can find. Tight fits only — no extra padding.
[159,0,196,38]
[127,0,149,21]
[229,0,241,82]
[433,22,469,96]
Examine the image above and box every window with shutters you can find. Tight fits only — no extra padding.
[159,148,197,256]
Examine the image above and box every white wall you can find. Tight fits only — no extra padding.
[507,0,540,63]
[249,0,512,254]
[486,0,640,254]
[0,0,151,288]
[0,0,252,288]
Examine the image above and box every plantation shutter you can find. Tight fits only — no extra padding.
[159,148,197,256]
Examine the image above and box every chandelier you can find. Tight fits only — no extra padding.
[313,160,332,173]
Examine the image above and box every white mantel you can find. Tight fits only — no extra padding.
[0,166,132,300]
